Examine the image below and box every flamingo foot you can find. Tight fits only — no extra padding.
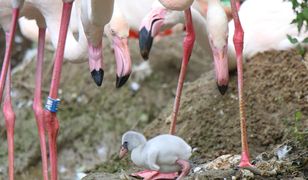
[239,151,253,167]
[130,170,178,180]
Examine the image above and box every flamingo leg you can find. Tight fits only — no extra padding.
[2,33,15,180]
[43,2,73,180]
[0,8,19,104]
[32,27,49,180]
[169,8,195,135]
[130,170,178,180]
[230,0,252,167]
[130,160,189,180]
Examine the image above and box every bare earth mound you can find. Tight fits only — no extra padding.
[145,50,308,159]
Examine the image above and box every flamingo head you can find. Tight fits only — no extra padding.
[206,3,229,95]
[105,17,131,88]
[119,131,147,159]
[139,6,169,60]
[209,35,229,95]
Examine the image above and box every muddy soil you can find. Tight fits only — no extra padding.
[0,33,210,179]
[83,49,308,179]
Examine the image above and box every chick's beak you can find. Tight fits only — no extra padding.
[119,145,128,159]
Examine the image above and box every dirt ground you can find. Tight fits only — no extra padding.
[0,30,307,179]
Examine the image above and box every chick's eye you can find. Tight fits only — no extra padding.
[123,141,128,149]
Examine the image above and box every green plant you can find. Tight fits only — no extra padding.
[292,111,308,146]
[287,0,308,57]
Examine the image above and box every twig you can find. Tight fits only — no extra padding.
[17,81,49,93]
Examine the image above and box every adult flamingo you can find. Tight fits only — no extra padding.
[139,0,230,93]
[138,1,229,128]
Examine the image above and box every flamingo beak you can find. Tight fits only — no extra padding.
[88,41,104,87]
[139,8,167,60]
[212,46,229,95]
[119,145,128,159]
[113,36,132,88]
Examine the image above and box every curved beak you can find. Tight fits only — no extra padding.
[119,145,128,159]
[113,35,132,88]
[139,8,167,60]
[88,41,104,87]
[212,46,229,95]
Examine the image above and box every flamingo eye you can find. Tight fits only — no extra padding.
[110,29,116,36]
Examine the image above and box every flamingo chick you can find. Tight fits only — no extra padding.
[120,131,192,180]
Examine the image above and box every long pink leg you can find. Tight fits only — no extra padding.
[2,33,15,180]
[43,2,73,180]
[169,8,195,135]
[0,8,19,104]
[131,170,178,180]
[230,0,252,167]
[176,159,190,180]
[32,27,49,180]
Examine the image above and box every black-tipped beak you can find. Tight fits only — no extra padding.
[217,84,228,95]
[91,69,104,86]
[116,74,130,88]
[119,146,128,159]
[139,27,153,60]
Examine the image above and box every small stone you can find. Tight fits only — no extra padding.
[193,166,202,173]
[241,169,254,179]
[130,82,140,92]
[276,145,292,160]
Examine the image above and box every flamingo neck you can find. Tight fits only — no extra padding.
[190,8,212,56]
